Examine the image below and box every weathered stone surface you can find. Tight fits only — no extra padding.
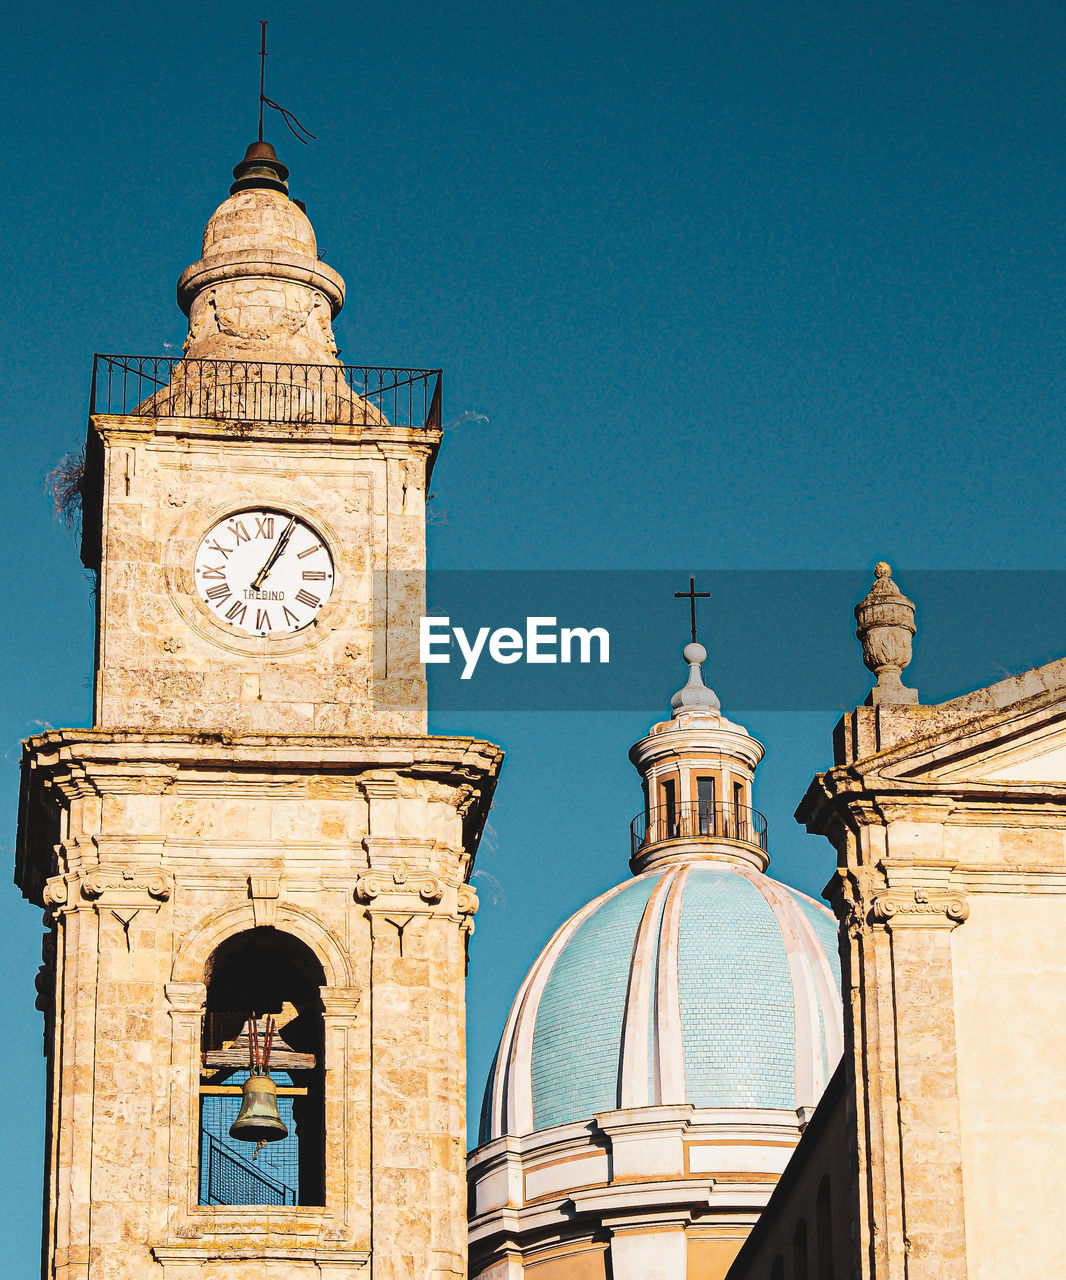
[18,158,502,1280]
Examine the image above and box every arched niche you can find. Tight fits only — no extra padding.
[197,927,326,1207]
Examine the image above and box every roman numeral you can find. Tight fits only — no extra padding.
[227,520,251,544]
[283,606,299,627]
[255,609,272,632]
[297,544,321,559]
[206,539,231,559]
[200,565,226,580]
[225,600,248,624]
[205,583,230,602]
[302,570,328,581]
[295,589,321,608]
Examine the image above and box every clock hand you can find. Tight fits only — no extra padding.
[251,516,297,591]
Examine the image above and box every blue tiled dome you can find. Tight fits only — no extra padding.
[479,862,842,1142]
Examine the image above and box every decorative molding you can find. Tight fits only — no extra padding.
[249,874,282,927]
[152,1244,369,1272]
[870,887,969,929]
[360,773,399,801]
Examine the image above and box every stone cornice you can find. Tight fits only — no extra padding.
[22,728,502,777]
[18,730,502,906]
[93,411,441,455]
[798,766,1066,842]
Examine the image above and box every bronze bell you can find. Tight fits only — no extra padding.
[229,1074,288,1145]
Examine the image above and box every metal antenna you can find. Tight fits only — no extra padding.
[258,20,267,142]
[256,19,318,146]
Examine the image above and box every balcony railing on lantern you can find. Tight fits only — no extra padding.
[630,801,768,858]
[89,353,443,430]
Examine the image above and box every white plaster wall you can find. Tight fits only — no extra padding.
[952,893,1066,1280]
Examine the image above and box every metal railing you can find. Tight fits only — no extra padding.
[630,801,768,857]
[90,353,442,430]
[200,1130,296,1206]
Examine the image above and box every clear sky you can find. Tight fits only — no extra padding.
[2,0,1065,1267]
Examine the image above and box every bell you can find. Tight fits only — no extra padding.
[229,1073,288,1145]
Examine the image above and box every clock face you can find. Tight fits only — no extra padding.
[193,509,335,637]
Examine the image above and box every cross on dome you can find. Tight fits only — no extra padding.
[674,574,710,645]
[669,576,720,716]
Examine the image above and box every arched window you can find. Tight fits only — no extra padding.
[816,1175,833,1280]
[793,1217,809,1280]
[770,1256,784,1280]
[198,928,325,1206]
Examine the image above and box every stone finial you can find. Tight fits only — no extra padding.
[175,144,345,365]
[670,642,722,717]
[854,562,918,705]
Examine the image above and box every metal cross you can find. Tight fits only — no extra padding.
[675,575,710,645]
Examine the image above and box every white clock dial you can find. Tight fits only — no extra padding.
[193,509,335,637]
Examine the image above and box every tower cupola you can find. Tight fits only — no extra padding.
[176,142,345,364]
[629,639,767,873]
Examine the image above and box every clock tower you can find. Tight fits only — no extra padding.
[16,140,501,1280]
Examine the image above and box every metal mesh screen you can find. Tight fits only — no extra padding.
[198,1071,299,1205]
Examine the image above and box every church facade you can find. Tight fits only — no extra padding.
[727,570,1066,1279]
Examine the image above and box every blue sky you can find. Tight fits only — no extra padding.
[2,0,1065,1266]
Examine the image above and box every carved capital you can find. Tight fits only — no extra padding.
[320,987,362,1019]
[355,866,443,905]
[81,867,173,910]
[457,883,478,917]
[42,876,69,911]
[164,981,206,1015]
[870,888,969,929]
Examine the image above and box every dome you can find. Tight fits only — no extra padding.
[200,187,319,263]
[478,860,841,1143]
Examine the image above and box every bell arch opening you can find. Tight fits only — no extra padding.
[197,927,326,1207]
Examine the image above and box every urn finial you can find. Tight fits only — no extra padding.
[854,562,918,705]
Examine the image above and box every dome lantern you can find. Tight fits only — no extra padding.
[629,638,768,874]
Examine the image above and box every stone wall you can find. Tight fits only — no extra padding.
[85,414,435,739]
[19,731,500,1280]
